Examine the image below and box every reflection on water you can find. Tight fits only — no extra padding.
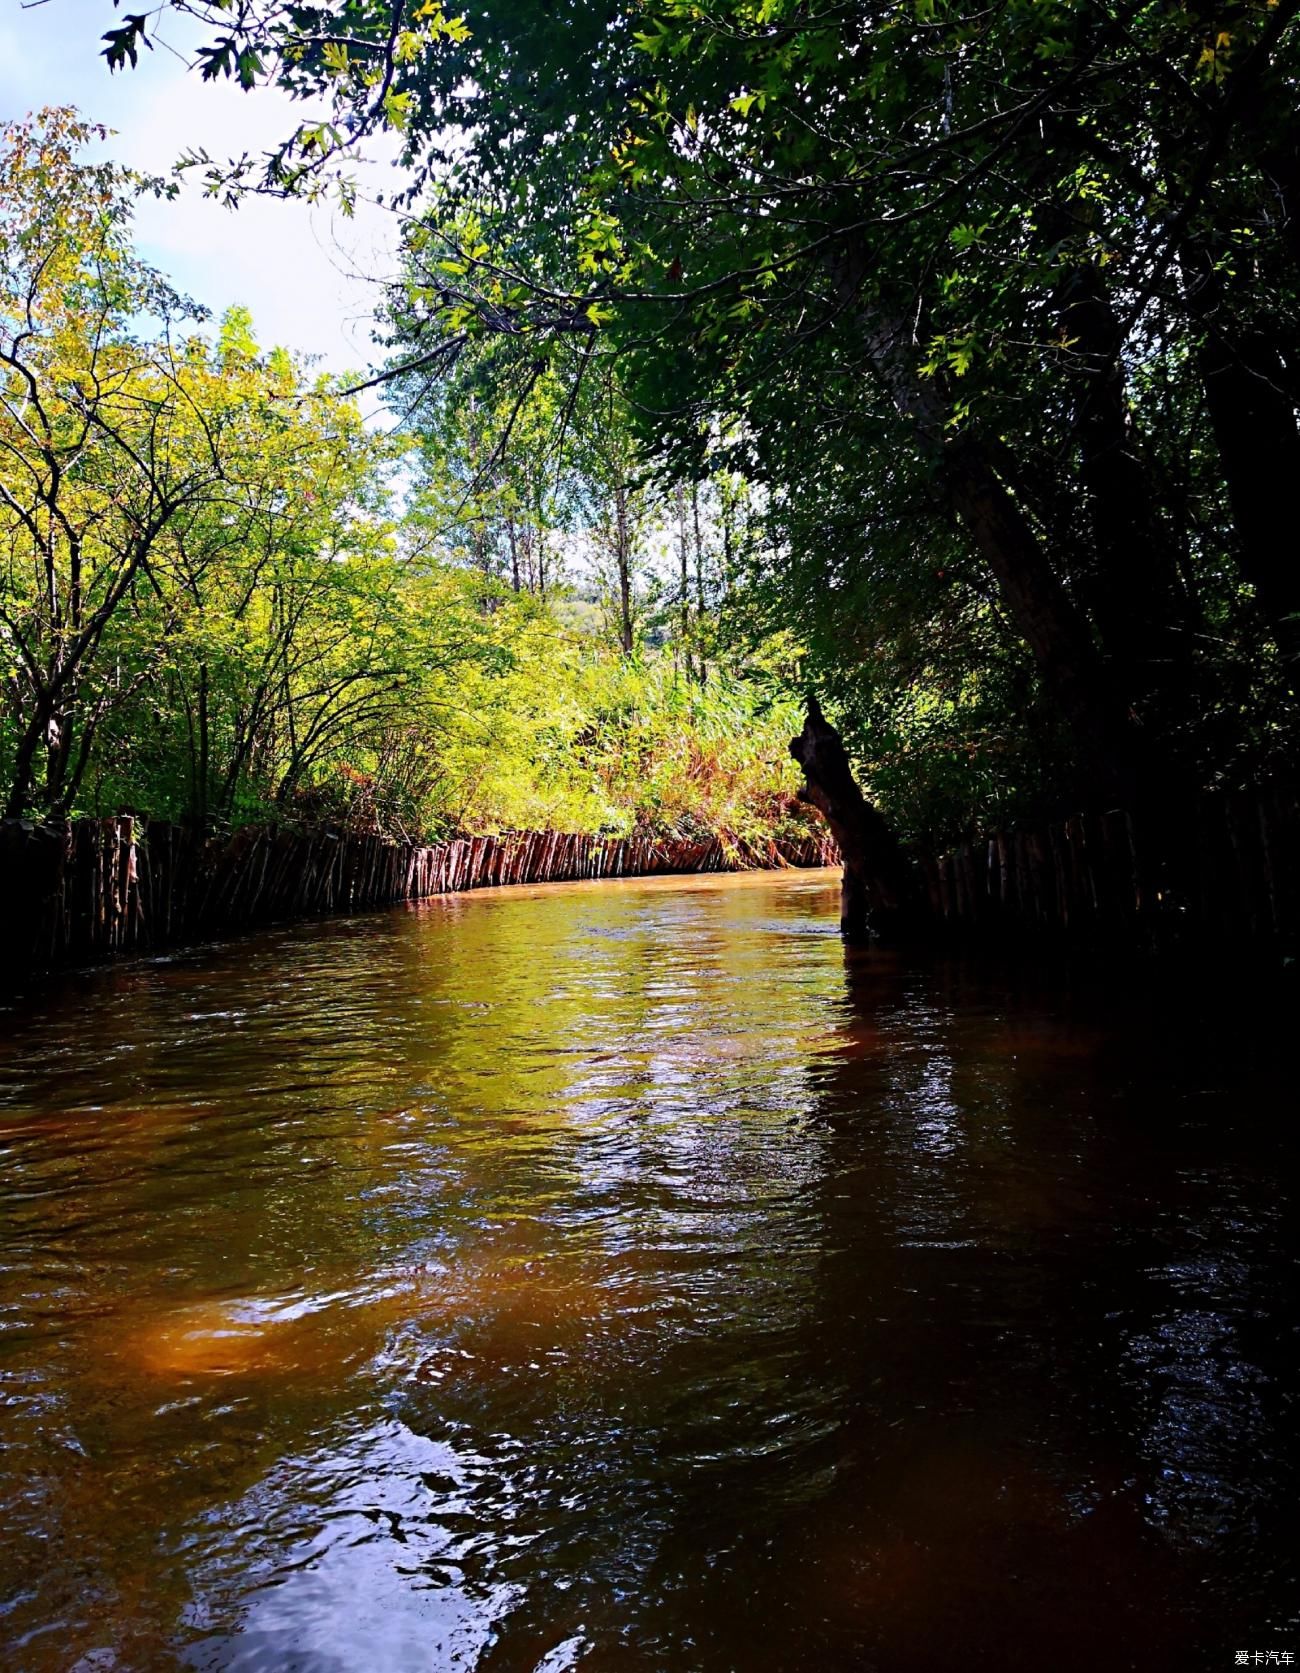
[0,870,1296,1671]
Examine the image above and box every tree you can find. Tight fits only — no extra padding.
[575,376,657,657]
[77,0,1300,830]
[388,322,580,602]
[1,112,450,829]
[153,319,410,828]
[0,108,219,819]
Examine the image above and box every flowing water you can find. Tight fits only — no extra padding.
[0,870,1295,1672]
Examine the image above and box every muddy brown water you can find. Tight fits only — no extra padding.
[0,869,1295,1671]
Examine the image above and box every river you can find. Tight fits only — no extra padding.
[0,870,1295,1671]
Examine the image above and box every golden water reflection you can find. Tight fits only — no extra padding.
[0,871,1295,1670]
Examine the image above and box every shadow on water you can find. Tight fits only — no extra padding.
[0,871,1295,1671]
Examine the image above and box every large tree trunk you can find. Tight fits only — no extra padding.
[1028,152,1196,714]
[3,706,44,819]
[1053,259,1195,696]
[943,441,1141,807]
[828,250,1143,807]
[789,698,915,942]
[1162,11,1300,668]
[1195,315,1300,669]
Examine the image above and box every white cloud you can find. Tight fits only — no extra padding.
[0,0,404,378]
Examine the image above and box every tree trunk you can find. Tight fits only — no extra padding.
[3,703,44,819]
[1052,256,1194,694]
[789,697,915,941]
[692,482,708,684]
[827,248,1142,805]
[943,440,1140,806]
[614,485,633,655]
[1195,313,1300,668]
[721,488,735,598]
[43,717,67,809]
[676,482,693,681]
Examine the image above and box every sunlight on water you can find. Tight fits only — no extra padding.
[130,1298,287,1379]
[0,870,1295,1670]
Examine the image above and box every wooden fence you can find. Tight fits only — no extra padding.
[0,820,838,976]
[917,784,1299,947]
[3,782,1295,979]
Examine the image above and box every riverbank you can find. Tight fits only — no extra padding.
[0,817,838,979]
[7,776,1297,985]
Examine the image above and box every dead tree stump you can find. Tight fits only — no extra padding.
[789,698,916,941]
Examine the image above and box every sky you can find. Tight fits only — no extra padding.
[0,0,403,378]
